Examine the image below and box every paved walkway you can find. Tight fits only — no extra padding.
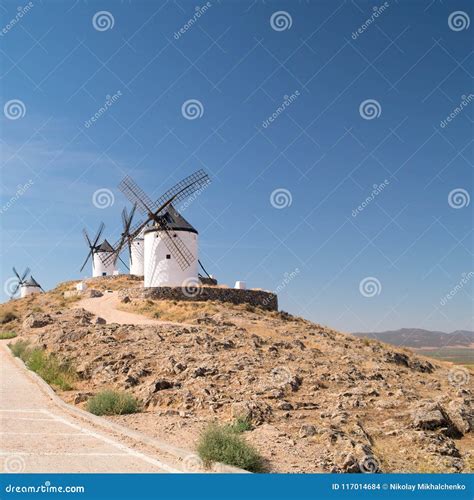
[76,291,191,327]
[0,342,180,473]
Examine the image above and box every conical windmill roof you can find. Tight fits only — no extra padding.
[23,277,41,287]
[145,205,197,234]
[96,239,115,253]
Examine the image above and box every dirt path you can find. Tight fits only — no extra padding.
[76,291,187,327]
[0,342,182,473]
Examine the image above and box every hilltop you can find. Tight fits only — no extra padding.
[1,276,472,473]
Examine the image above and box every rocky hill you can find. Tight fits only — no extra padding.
[1,277,472,473]
[353,328,474,348]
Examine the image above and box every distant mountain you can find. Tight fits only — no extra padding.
[352,328,474,348]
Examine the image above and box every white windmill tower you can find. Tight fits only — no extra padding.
[11,267,44,298]
[105,170,210,287]
[80,223,117,277]
[21,275,44,297]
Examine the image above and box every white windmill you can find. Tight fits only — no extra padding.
[11,267,44,298]
[105,170,211,287]
[80,223,117,277]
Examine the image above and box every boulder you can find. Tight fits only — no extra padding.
[413,403,463,438]
[22,313,52,329]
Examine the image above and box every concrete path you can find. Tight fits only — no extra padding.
[76,291,190,327]
[0,342,180,473]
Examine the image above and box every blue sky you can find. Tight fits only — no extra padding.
[0,0,472,334]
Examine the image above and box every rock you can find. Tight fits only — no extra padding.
[192,366,216,378]
[278,402,293,411]
[385,352,434,373]
[86,289,103,298]
[151,379,178,391]
[231,401,272,425]
[173,363,187,374]
[121,296,131,303]
[413,403,463,438]
[341,454,360,473]
[94,317,107,325]
[73,392,93,404]
[299,424,317,438]
[23,313,52,329]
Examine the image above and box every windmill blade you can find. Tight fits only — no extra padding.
[12,267,21,281]
[156,217,195,270]
[20,267,31,283]
[118,176,158,215]
[103,203,139,266]
[154,169,211,215]
[10,282,20,298]
[79,249,94,272]
[118,255,129,270]
[83,229,92,248]
[91,222,105,248]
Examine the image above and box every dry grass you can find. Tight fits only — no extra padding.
[119,299,223,323]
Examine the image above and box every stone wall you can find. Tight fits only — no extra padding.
[118,286,278,311]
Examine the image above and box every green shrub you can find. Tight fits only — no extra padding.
[0,311,18,324]
[86,390,140,416]
[9,341,76,390]
[227,417,252,433]
[9,339,30,359]
[197,424,264,472]
[0,331,17,340]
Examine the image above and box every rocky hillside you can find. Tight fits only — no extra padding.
[1,278,472,473]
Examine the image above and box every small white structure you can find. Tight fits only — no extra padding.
[92,240,116,277]
[20,277,42,298]
[144,207,198,287]
[234,281,246,290]
[129,229,145,277]
[76,281,88,292]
